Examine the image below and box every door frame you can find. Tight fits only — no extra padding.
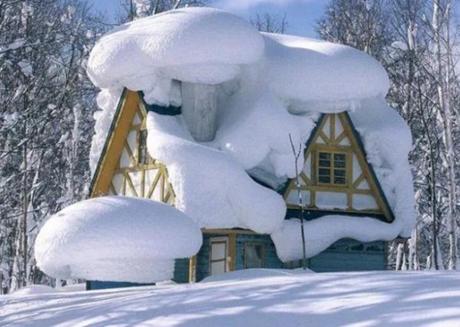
[209,236,229,275]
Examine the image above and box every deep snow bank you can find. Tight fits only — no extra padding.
[35,196,202,283]
[201,268,313,283]
[3,271,460,327]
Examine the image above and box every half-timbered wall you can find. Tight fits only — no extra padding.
[107,101,175,205]
[284,112,392,221]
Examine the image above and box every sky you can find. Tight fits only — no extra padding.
[88,0,327,37]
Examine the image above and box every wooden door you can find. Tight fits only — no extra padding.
[209,237,229,276]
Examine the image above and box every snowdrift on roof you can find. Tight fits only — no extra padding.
[262,33,390,110]
[35,196,202,283]
[146,113,286,233]
[87,7,389,108]
[87,7,264,104]
[87,7,416,263]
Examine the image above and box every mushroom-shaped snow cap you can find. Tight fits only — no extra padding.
[87,7,264,90]
[35,196,202,283]
[263,33,390,110]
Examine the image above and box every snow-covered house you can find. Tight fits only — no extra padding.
[85,8,415,286]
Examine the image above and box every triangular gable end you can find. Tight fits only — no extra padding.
[284,112,394,222]
[90,89,175,205]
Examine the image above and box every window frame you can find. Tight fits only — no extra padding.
[243,242,265,269]
[209,237,229,275]
[315,150,349,187]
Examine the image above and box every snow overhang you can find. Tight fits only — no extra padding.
[87,8,264,105]
[35,196,202,283]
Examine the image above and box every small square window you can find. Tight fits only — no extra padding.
[317,151,347,186]
[244,243,265,269]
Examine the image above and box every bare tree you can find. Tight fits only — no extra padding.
[428,0,458,269]
[317,0,460,270]
[251,12,288,33]
[0,0,105,293]
[120,0,203,21]
[289,134,307,270]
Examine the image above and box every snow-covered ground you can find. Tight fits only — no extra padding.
[2,270,460,326]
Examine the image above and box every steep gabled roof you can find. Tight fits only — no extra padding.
[89,90,174,204]
[283,112,394,222]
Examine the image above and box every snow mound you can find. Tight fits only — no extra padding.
[272,217,402,262]
[87,7,389,108]
[215,87,318,177]
[350,99,416,237]
[58,283,86,292]
[35,196,202,283]
[89,88,123,174]
[11,285,56,296]
[87,7,264,104]
[146,113,286,233]
[263,33,390,110]
[4,272,460,327]
[201,268,313,283]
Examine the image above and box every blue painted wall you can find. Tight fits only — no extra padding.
[173,258,190,283]
[86,280,154,290]
[195,233,284,282]
[234,234,284,270]
[87,234,387,289]
[196,235,212,282]
[308,239,387,272]
[193,234,386,281]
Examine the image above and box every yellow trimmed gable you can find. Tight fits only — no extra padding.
[90,90,175,205]
[284,112,394,222]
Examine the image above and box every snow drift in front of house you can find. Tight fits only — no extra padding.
[201,268,313,283]
[86,7,416,262]
[35,196,202,283]
[4,271,460,327]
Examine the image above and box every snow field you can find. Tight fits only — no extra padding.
[2,270,460,327]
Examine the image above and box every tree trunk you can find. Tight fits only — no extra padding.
[432,0,457,269]
[22,137,28,287]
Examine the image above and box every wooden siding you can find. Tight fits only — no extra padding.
[194,232,387,282]
[195,232,284,281]
[86,280,154,290]
[195,235,212,282]
[235,234,283,270]
[173,258,190,283]
[308,239,387,272]
[285,239,387,272]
